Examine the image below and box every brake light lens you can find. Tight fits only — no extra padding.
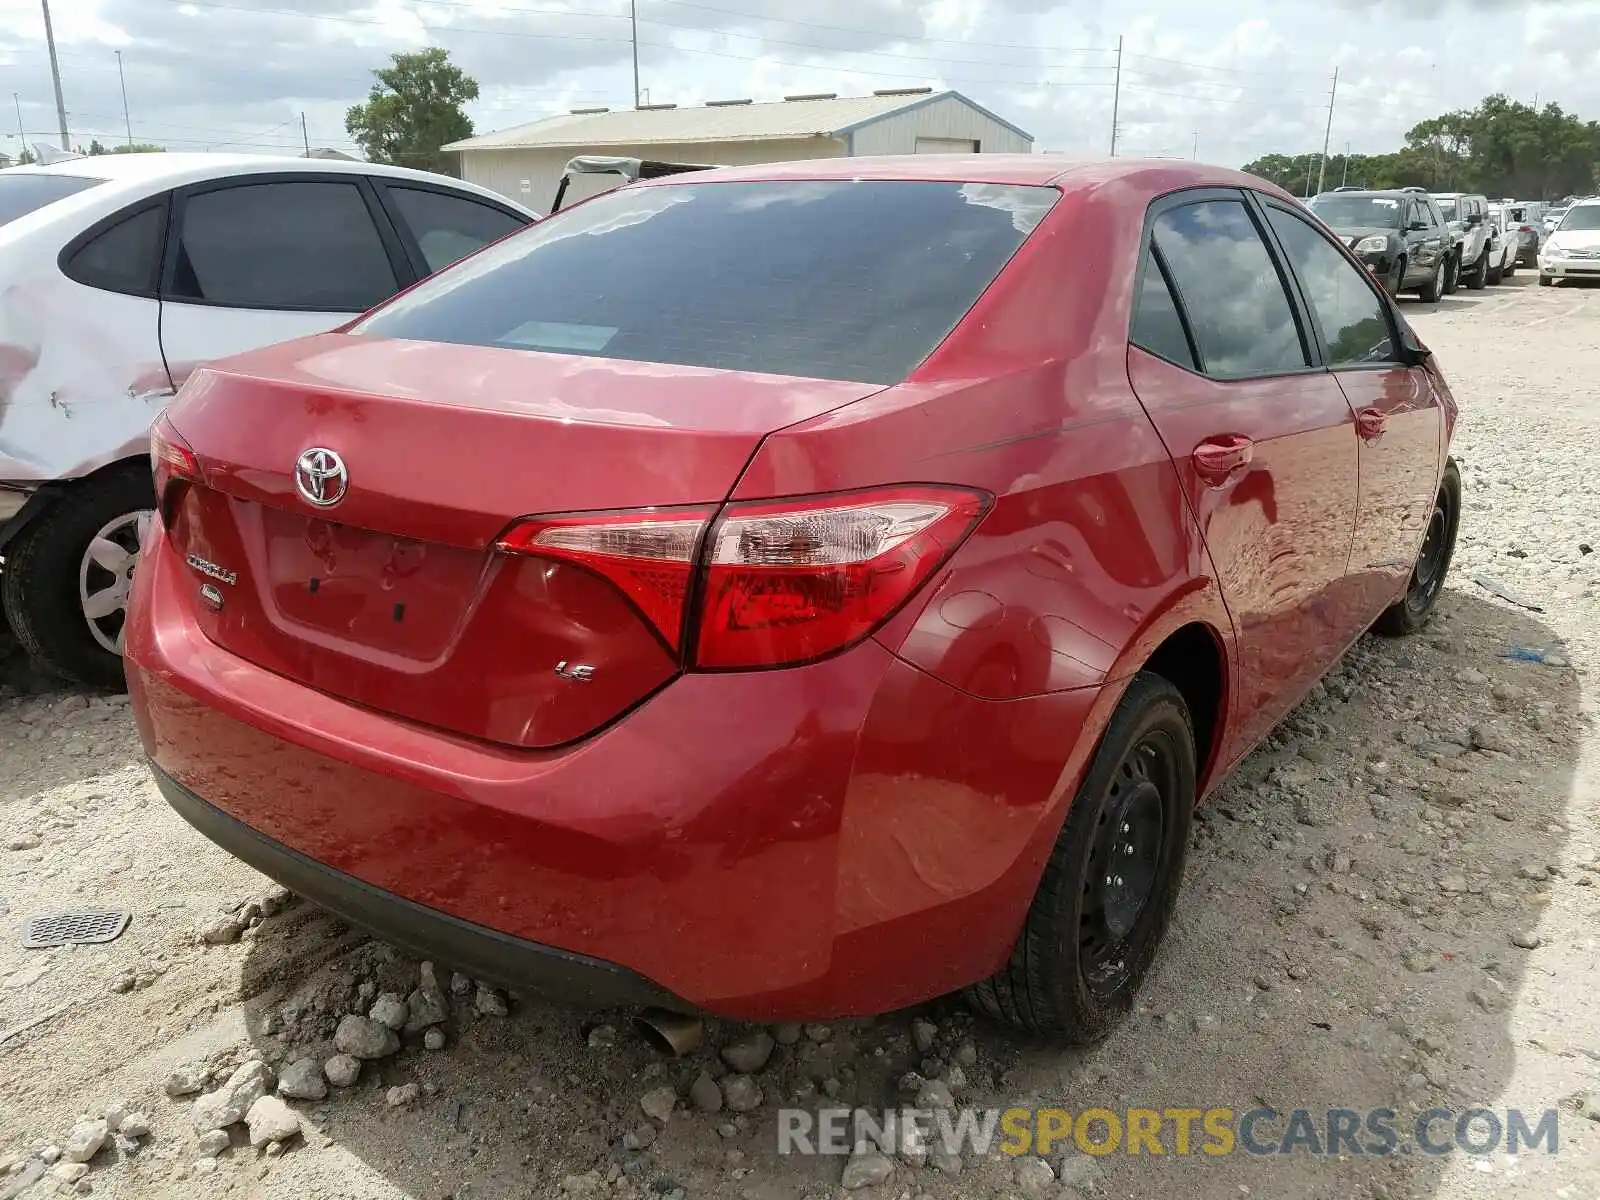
[150,412,200,496]
[495,507,713,650]
[697,486,987,669]
[496,486,987,669]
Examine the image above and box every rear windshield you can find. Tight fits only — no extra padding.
[1308,195,1402,228]
[0,173,103,226]
[354,179,1056,384]
[1557,205,1600,232]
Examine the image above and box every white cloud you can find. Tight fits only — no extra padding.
[0,0,1597,164]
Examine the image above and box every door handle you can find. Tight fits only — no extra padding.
[1192,434,1254,485]
[1356,408,1386,440]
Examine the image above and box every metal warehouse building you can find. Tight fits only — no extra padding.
[443,88,1033,211]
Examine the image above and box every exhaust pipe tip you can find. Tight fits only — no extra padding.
[634,1008,704,1056]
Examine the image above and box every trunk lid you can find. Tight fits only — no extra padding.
[162,333,880,748]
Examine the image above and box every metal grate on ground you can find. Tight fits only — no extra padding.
[22,909,130,949]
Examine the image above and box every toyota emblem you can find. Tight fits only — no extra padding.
[294,447,348,507]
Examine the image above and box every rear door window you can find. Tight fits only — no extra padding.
[1151,199,1308,378]
[355,180,1057,384]
[0,173,103,225]
[385,186,528,273]
[168,180,399,311]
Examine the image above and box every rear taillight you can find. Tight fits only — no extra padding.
[150,412,200,497]
[495,507,714,651]
[495,485,987,668]
[696,487,987,668]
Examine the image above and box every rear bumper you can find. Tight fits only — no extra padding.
[127,514,1101,1020]
[153,764,692,1011]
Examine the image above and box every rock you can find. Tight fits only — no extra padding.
[405,963,450,1033]
[324,1055,361,1088]
[689,1072,723,1113]
[585,1024,617,1049]
[450,972,472,996]
[193,1157,220,1175]
[911,1018,939,1054]
[1252,974,1275,991]
[265,1140,285,1158]
[1294,793,1331,827]
[385,1084,419,1108]
[198,913,248,945]
[109,973,136,995]
[52,1163,88,1184]
[424,1027,447,1051]
[196,1130,230,1158]
[915,1080,955,1109]
[1437,874,1469,893]
[804,1023,832,1043]
[334,1014,400,1059]
[1056,1156,1105,1191]
[640,1086,678,1123]
[1015,1155,1056,1194]
[1192,1013,1221,1033]
[5,832,40,851]
[40,1146,62,1164]
[102,1101,128,1132]
[473,984,508,1017]
[61,1120,108,1164]
[841,1151,894,1189]
[1511,931,1542,950]
[1468,724,1510,753]
[773,1022,803,1046]
[118,1113,150,1139]
[1469,987,1502,1014]
[720,1031,777,1074]
[245,1096,301,1147]
[928,1144,963,1175]
[164,1064,210,1098]
[1518,863,1551,882]
[368,992,408,1031]
[953,1040,978,1067]
[622,1124,657,1151]
[722,1074,763,1112]
[278,1058,328,1101]
[190,1060,273,1134]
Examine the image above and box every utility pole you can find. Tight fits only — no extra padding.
[1315,66,1338,196]
[1192,129,1199,160]
[1109,35,1123,156]
[40,0,69,149]
[115,50,132,146]
[630,0,641,108]
[1341,140,1351,187]
[300,112,310,156]
[12,93,23,148]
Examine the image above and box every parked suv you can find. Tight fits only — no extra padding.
[0,154,534,685]
[1306,189,1453,300]
[1430,192,1493,290]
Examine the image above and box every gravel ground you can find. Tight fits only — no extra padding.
[0,274,1597,1200]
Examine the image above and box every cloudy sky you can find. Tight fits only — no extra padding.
[1,0,1597,165]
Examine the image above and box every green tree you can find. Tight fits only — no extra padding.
[111,143,165,153]
[16,148,35,165]
[345,47,477,174]
[87,139,107,155]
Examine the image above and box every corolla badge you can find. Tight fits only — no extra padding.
[295,447,348,508]
[185,553,237,585]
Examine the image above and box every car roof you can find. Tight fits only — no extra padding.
[6,152,528,210]
[628,154,1299,197]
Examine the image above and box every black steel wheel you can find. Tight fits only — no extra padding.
[1375,457,1461,637]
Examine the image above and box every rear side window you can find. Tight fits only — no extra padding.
[1152,200,1307,378]
[62,204,165,295]
[0,174,102,226]
[169,181,398,311]
[1130,249,1196,369]
[387,187,527,273]
[355,180,1057,384]
[1265,206,1397,367]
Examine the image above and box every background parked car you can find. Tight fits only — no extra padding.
[1501,201,1546,264]
[1484,206,1522,284]
[1539,196,1600,286]
[0,153,535,686]
[1306,189,1452,300]
[1429,191,1493,290]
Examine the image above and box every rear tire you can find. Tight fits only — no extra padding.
[1487,256,1503,286]
[1443,253,1461,294]
[1465,246,1489,290]
[966,672,1195,1043]
[1417,260,1445,303]
[0,466,155,689]
[1375,458,1460,637]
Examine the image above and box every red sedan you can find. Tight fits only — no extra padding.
[126,157,1460,1043]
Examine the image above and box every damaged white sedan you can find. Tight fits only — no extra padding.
[0,153,533,685]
